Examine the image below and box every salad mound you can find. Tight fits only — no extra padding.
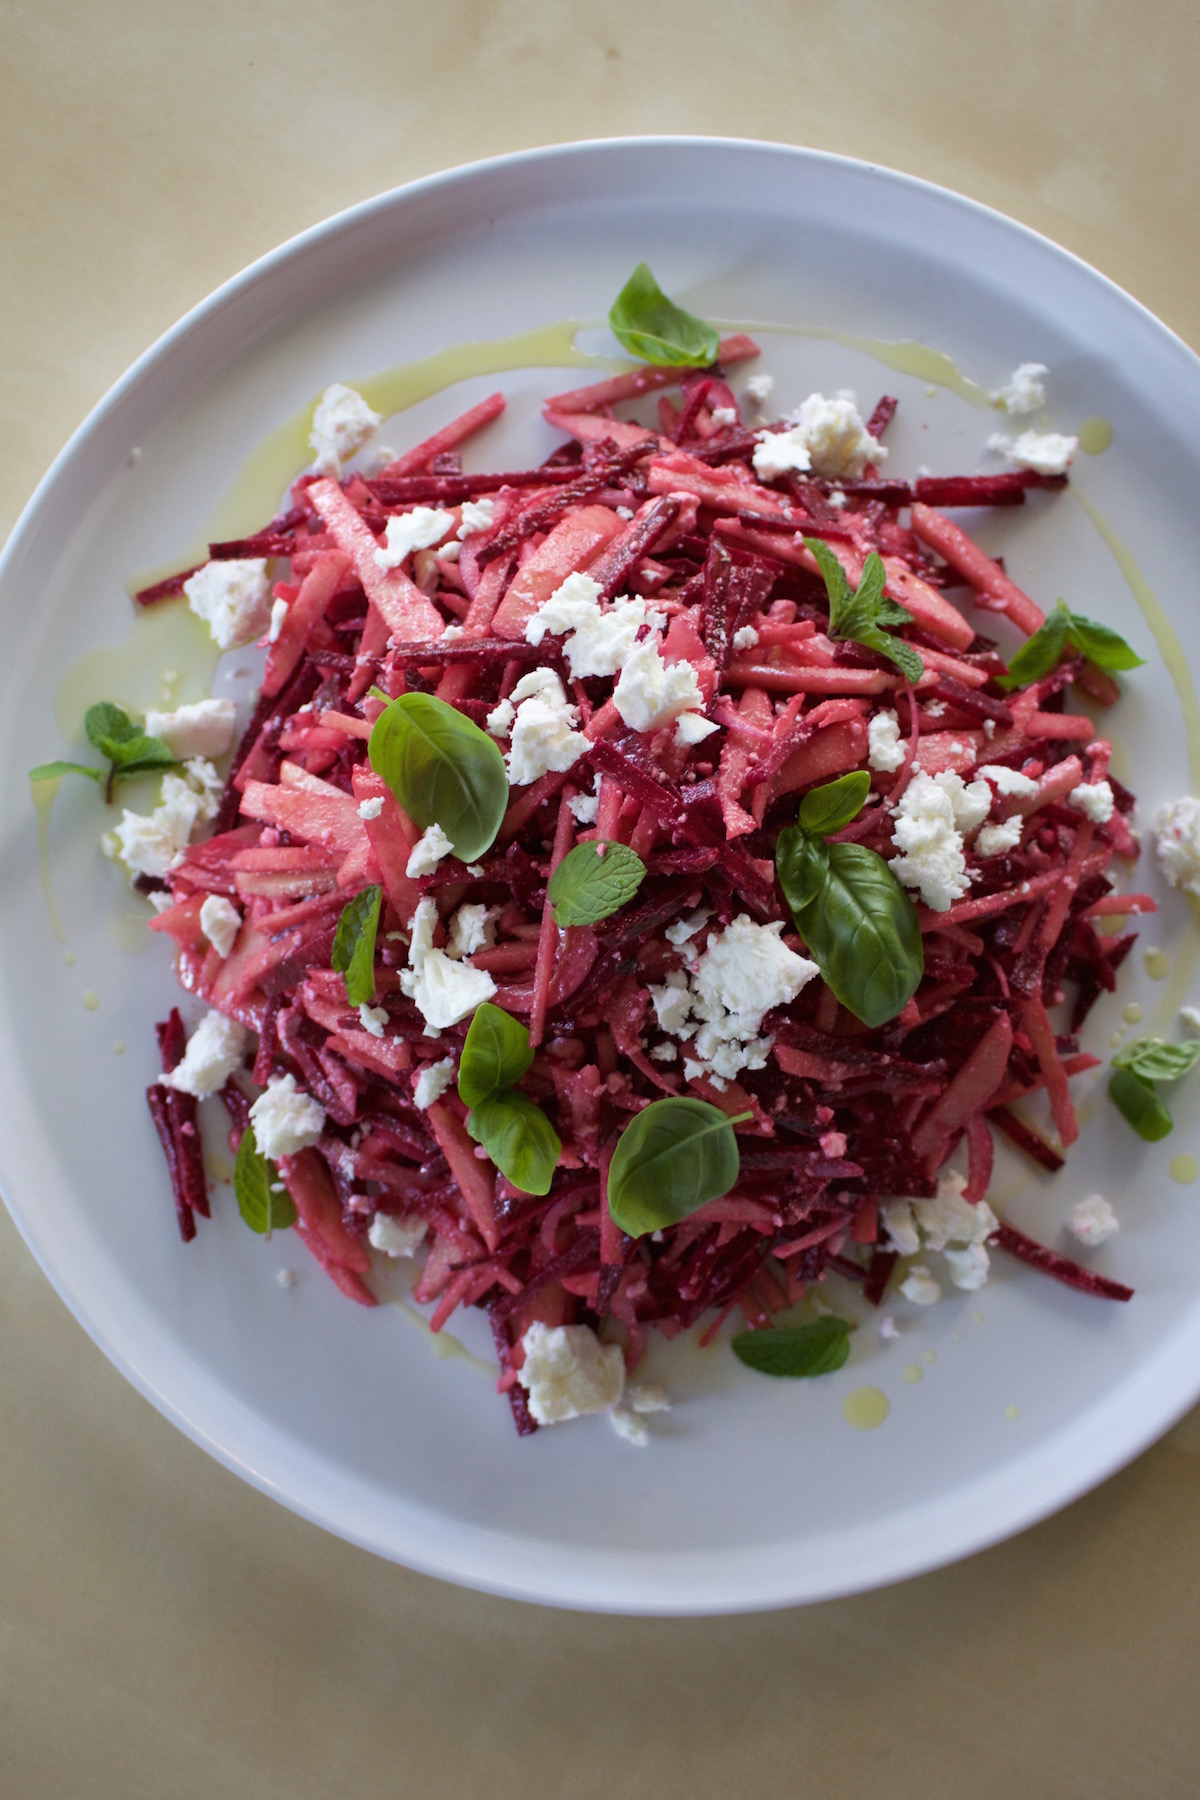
[72,272,1169,1438]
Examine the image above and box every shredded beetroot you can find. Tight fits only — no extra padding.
[140,357,1148,1424]
[991,1221,1133,1302]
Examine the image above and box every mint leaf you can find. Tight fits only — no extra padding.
[797,770,871,837]
[1065,612,1145,673]
[732,1317,852,1378]
[1109,1067,1174,1141]
[1112,1037,1200,1083]
[607,1098,751,1238]
[234,1123,297,1235]
[369,692,508,864]
[467,1089,561,1195]
[805,540,924,684]
[998,601,1143,690]
[85,700,176,778]
[608,264,721,368]
[331,885,382,1007]
[29,760,103,784]
[458,1003,534,1109]
[548,840,646,927]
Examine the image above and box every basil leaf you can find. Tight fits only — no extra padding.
[369,692,508,863]
[29,760,103,783]
[234,1123,297,1235]
[732,1317,852,1378]
[548,839,647,927]
[607,1098,749,1238]
[1109,1067,1174,1142]
[776,829,923,1028]
[996,603,1072,691]
[798,770,871,837]
[458,1003,534,1109]
[467,1090,561,1195]
[331,884,382,1007]
[1112,1036,1200,1083]
[608,263,721,369]
[805,539,924,684]
[1065,612,1145,673]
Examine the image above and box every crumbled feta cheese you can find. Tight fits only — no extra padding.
[400,897,496,1032]
[1068,779,1115,824]
[674,710,720,746]
[1154,795,1200,895]
[936,770,992,833]
[975,816,1024,858]
[109,768,215,878]
[649,915,818,1087]
[445,903,498,961]
[990,362,1048,415]
[412,1056,456,1109]
[567,775,601,825]
[867,708,905,773]
[185,758,222,819]
[982,718,996,740]
[878,1313,899,1341]
[731,625,759,651]
[441,622,464,637]
[1069,1193,1119,1247]
[369,1213,427,1258]
[147,890,175,914]
[485,696,515,737]
[827,488,848,510]
[504,667,589,785]
[199,893,241,958]
[710,405,738,429]
[889,770,972,912]
[518,1321,625,1425]
[979,763,1040,800]
[144,697,236,761]
[887,1173,996,1294]
[162,1010,249,1098]
[614,639,704,733]
[1181,1005,1200,1037]
[943,1243,991,1290]
[882,1199,921,1257]
[183,559,272,650]
[268,595,289,643]
[753,391,886,481]
[914,1174,998,1252]
[665,907,711,948]
[358,796,384,821]
[438,543,462,565]
[457,497,495,538]
[615,504,635,520]
[249,1073,326,1158]
[609,1407,649,1445]
[374,507,455,570]
[527,573,666,680]
[309,382,381,475]
[744,373,774,406]
[358,1003,389,1037]
[988,429,1077,475]
[900,1266,942,1306]
[405,821,455,878]
[648,1041,677,1062]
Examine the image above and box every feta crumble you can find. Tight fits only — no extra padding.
[731,625,759,651]
[979,762,1040,799]
[867,708,905,773]
[357,796,384,821]
[108,767,218,879]
[613,639,705,733]
[674,709,720,746]
[567,774,601,825]
[1181,1006,1200,1037]
[1069,1193,1119,1247]
[145,697,236,761]
[405,821,455,878]
[183,559,272,650]
[990,361,1049,415]
[374,507,455,570]
[744,373,774,406]
[504,667,589,786]
[1154,796,1200,895]
[710,405,738,429]
[987,429,1078,475]
[249,1073,326,1159]
[400,897,496,1033]
[162,1010,250,1098]
[889,770,982,911]
[649,914,818,1088]
[445,902,498,961]
[199,893,241,958]
[884,1172,998,1294]
[753,391,886,481]
[358,1003,389,1037]
[527,572,666,680]
[457,497,495,538]
[518,1321,625,1425]
[1068,779,1115,824]
[268,595,289,642]
[309,383,381,475]
[369,1213,427,1258]
[412,1057,456,1110]
[975,816,1024,859]
[899,1266,942,1306]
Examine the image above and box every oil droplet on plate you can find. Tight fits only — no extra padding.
[1169,1153,1199,1185]
[922,1349,937,1365]
[842,1386,890,1430]
[903,1365,923,1385]
[82,990,100,1011]
[112,1040,125,1056]
[63,950,76,967]
[1109,1030,1125,1048]
[1123,1002,1144,1024]
[971,1311,985,1325]
[1143,947,1170,980]
[1077,417,1114,455]
[1004,1404,1021,1421]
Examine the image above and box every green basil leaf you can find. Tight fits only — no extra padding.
[1112,1036,1200,1083]
[29,760,103,783]
[548,839,647,927]
[1108,1067,1174,1141]
[607,1098,750,1238]
[234,1123,297,1235]
[331,884,382,1007]
[776,829,923,1028]
[1064,612,1145,673]
[731,1317,852,1378]
[467,1090,561,1195]
[369,692,508,863]
[996,602,1071,691]
[608,262,721,369]
[797,770,871,837]
[805,539,924,684]
[458,1003,534,1109]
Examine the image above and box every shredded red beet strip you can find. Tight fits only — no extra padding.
[991,1221,1133,1302]
[376,391,506,479]
[987,1106,1065,1172]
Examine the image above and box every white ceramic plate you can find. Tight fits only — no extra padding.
[3,138,1200,1615]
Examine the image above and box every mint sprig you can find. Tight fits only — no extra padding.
[331,885,383,1007]
[805,539,925,685]
[548,840,646,927]
[30,701,177,802]
[998,600,1144,691]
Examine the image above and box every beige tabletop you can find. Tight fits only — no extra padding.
[4,3,1200,1795]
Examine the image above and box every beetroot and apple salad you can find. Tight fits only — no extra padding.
[140,303,1154,1433]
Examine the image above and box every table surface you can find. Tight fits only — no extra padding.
[4,4,1200,1795]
